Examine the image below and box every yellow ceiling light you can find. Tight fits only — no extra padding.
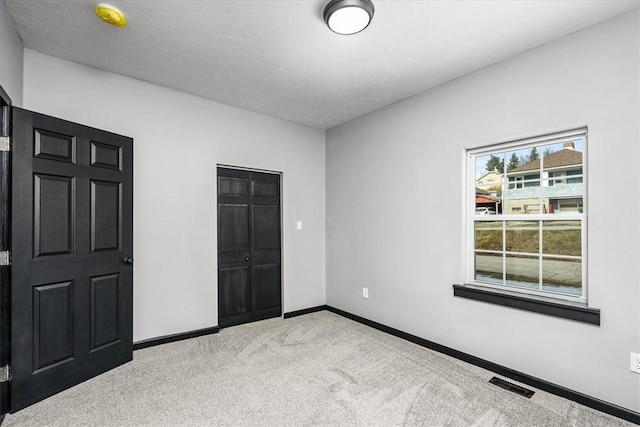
[95,3,127,28]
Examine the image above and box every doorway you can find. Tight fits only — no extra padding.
[0,85,11,419]
[217,167,282,328]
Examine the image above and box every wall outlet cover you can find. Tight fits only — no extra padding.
[631,352,640,374]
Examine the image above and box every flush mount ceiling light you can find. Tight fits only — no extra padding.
[323,0,374,35]
[95,3,127,28]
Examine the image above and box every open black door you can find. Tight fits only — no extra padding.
[10,108,133,411]
[0,86,12,421]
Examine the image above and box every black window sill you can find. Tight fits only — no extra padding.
[453,284,600,325]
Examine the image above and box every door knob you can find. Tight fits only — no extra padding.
[244,257,249,262]
[124,257,134,264]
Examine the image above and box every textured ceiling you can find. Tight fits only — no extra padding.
[4,0,639,129]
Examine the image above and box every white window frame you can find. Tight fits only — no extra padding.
[465,129,588,303]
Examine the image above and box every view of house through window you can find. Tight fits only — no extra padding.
[469,130,586,301]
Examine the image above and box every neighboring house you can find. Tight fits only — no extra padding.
[505,142,583,214]
[476,170,502,194]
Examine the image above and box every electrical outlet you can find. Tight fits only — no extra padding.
[362,287,368,299]
[631,352,640,374]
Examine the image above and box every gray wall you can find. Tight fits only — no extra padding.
[0,0,23,105]
[23,50,326,342]
[326,10,639,412]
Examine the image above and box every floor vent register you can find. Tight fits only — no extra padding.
[489,377,535,398]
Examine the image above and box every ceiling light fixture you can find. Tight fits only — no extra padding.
[95,3,127,28]
[323,0,374,35]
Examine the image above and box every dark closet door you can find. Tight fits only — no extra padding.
[10,108,133,412]
[217,167,281,328]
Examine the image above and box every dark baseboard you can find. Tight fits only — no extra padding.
[283,305,329,319]
[323,306,640,425]
[133,326,220,351]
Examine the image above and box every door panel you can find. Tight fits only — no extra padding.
[90,180,120,252]
[11,108,133,412]
[219,176,249,196]
[32,281,74,371]
[33,174,74,257]
[252,206,279,250]
[219,267,250,319]
[90,273,121,351]
[90,141,121,170]
[217,168,281,328]
[253,265,280,311]
[218,205,249,252]
[34,129,75,162]
[252,180,278,197]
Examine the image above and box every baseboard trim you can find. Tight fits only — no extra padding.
[324,306,640,425]
[133,326,220,351]
[283,305,329,319]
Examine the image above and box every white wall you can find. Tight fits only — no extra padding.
[0,0,23,105]
[23,50,326,342]
[326,9,639,412]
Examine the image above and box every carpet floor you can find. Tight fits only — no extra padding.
[3,311,634,426]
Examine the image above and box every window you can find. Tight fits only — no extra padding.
[508,176,523,189]
[467,130,587,303]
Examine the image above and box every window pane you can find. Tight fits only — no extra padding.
[542,139,584,215]
[505,147,541,213]
[506,221,539,254]
[475,221,502,251]
[542,257,582,296]
[476,153,503,187]
[505,255,539,290]
[475,252,503,284]
[475,153,503,214]
[542,221,581,256]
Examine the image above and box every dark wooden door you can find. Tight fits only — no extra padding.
[10,108,133,412]
[217,167,281,328]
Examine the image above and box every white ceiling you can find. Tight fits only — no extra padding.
[4,0,639,129]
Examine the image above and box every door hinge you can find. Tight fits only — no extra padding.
[0,365,10,383]
[0,137,9,152]
[0,251,10,266]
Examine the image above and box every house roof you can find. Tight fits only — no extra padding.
[475,188,500,202]
[476,195,500,204]
[509,148,582,173]
[477,170,501,181]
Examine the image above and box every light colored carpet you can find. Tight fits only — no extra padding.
[3,311,633,426]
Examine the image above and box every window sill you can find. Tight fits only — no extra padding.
[452,284,600,325]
